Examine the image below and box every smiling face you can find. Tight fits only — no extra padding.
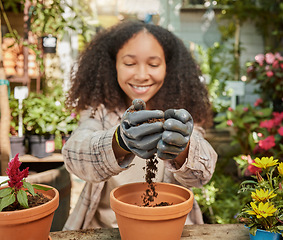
[116,30,166,107]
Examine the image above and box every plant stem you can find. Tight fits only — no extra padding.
[0,0,18,40]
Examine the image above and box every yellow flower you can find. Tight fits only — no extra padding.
[252,157,278,169]
[246,202,277,218]
[251,189,277,202]
[278,162,283,175]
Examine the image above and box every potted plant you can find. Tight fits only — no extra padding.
[9,95,26,156]
[0,153,59,240]
[23,92,62,158]
[237,156,283,239]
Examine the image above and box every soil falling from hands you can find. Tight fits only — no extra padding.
[142,155,172,207]
[128,107,171,207]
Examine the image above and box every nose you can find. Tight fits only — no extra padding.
[134,65,149,81]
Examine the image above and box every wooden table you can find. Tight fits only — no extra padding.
[50,224,250,240]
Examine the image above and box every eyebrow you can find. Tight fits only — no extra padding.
[122,55,162,60]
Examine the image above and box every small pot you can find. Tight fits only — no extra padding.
[110,182,194,240]
[248,228,281,240]
[10,136,26,157]
[28,134,55,158]
[0,184,59,240]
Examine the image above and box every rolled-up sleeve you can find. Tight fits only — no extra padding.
[164,126,217,188]
[62,109,134,183]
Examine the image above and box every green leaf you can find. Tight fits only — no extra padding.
[0,188,13,198]
[215,121,229,129]
[32,184,52,191]
[0,180,9,186]
[23,181,36,196]
[214,115,226,122]
[242,116,257,123]
[0,193,15,211]
[250,225,258,236]
[17,190,29,209]
[248,133,256,150]
[240,180,258,186]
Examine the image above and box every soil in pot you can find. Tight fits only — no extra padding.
[3,192,50,211]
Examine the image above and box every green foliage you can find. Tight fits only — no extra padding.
[193,171,249,224]
[195,43,233,113]
[2,0,23,13]
[5,0,98,41]
[216,0,283,52]
[214,104,273,155]
[23,93,61,135]
[21,92,79,136]
[9,95,21,136]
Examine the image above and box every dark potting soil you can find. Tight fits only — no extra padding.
[142,156,172,207]
[3,193,50,211]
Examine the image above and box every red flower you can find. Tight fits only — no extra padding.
[254,98,263,107]
[6,154,29,191]
[272,60,279,69]
[266,71,274,77]
[275,52,283,60]
[265,53,275,64]
[258,136,276,151]
[255,54,265,66]
[278,127,283,136]
[273,112,283,126]
[260,119,275,130]
[245,155,261,176]
[227,120,233,126]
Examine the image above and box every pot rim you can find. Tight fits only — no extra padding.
[0,184,59,224]
[110,182,194,220]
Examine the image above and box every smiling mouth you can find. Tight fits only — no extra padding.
[130,84,152,90]
[130,84,152,91]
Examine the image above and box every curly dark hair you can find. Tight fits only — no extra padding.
[67,20,213,128]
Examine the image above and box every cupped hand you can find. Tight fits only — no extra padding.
[157,109,193,160]
[119,99,164,159]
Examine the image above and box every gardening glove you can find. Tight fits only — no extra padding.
[157,109,193,160]
[116,99,164,159]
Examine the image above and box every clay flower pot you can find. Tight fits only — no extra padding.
[0,184,59,240]
[110,182,194,240]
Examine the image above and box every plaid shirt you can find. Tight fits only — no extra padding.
[62,105,217,230]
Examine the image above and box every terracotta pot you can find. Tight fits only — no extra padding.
[110,182,194,240]
[0,184,59,240]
